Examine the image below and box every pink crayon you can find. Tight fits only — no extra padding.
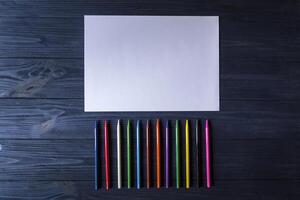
[205,120,211,188]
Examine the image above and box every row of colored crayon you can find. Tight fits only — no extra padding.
[94,119,212,190]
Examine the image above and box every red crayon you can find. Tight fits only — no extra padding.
[156,119,161,188]
[104,120,110,190]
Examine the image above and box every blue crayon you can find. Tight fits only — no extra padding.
[94,120,100,190]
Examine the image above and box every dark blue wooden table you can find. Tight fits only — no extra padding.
[0,0,299,199]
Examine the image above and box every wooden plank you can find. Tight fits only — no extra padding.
[0,1,298,199]
[1,59,300,100]
[0,99,299,139]
[0,0,299,17]
[0,139,299,181]
[0,17,82,58]
[0,180,299,200]
[0,16,299,60]
[0,59,83,98]
[0,139,92,181]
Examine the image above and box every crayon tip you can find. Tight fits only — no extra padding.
[206,120,209,128]
[166,120,169,127]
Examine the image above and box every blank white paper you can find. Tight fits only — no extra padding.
[84,16,219,112]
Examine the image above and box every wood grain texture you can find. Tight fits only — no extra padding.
[0,139,299,181]
[1,59,300,100]
[0,15,299,59]
[0,59,83,98]
[0,0,299,17]
[0,17,82,58]
[0,180,299,200]
[0,99,300,139]
[0,0,299,199]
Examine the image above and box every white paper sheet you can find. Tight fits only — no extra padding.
[84,16,219,112]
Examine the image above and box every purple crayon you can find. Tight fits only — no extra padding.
[165,120,170,188]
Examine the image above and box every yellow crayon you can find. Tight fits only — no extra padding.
[185,119,190,188]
